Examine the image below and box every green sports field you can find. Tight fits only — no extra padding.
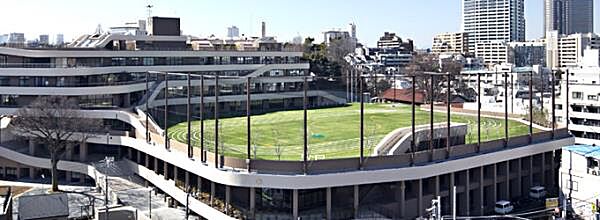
[168,104,532,160]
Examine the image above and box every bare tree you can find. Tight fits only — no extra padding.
[406,54,464,102]
[271,129,283,160]
[11,96,103,192]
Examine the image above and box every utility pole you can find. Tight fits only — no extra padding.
[148,188,152,219]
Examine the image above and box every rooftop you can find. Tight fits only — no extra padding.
[563,144,600,159]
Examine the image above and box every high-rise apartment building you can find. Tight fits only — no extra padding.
[55,34,64,45]
[546,32,600,68]
[227,26,239,38]
[39,34,49,45]
[544,0,594,35]
[463,0,526,54]
[432,32,469,55]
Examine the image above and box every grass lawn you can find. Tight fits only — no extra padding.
[168,103,533,160]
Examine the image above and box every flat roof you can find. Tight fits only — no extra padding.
[563,144,600,159]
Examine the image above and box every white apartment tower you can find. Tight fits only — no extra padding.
[349,22,357,40]
[227,26,240,38]
[462,0,526,53]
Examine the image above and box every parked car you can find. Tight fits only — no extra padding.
[494,200,514,214]
[529,186,547,199]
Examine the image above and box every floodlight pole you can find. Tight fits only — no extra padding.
[411,75,416,164]
[246,77,252,161]
[215,74,220,168]
[511,74,514,114]
[187,73,192,158]
[446,73,451,157]
[360,76,364,169]
[200,75,205,162]
[164,73,169,151]
[303,76,308,173]
[541,71,545,113]
[566,69,570,131]
[504,72,509,147]
[477,72,481,150]
[145,72,150,143]
[551,70,556,138]
[430,74,434,157]
[529,71,533,144]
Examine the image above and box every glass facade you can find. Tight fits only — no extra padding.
[0,55,303,68]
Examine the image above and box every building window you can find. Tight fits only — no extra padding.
[19,76,30,86]
[564,179,578,192]
[589,95,598,101]
[572,92,583,100]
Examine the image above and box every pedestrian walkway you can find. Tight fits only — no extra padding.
[2,158,187,220]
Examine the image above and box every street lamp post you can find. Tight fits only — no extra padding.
[148,187,154,219]
[185,186,191,220]
[99,156,114,220]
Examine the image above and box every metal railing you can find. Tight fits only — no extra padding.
[141,70,573,175]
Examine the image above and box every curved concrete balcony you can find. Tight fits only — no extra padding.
[0,107,574,189]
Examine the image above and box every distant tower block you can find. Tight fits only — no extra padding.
[349,22,357,39]
[261,22,266,38]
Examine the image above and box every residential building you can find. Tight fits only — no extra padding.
[55,34,64,45]
[475,40,510,66]
[462,0,526,52]
[557,33,600,68]
[0,34,7,45]
[508,41,546,67]
[323,27,357,54]
[39,34,50,46]
[292,35,303,45]
[368,47,413,68]
[323,30,351,46]
[560,145,600,219]
[227,26,240,38]
[461,64,553,115]
[377,32,413,51]
[556,51,600,145]
[546,30,561,69]
[261,21,266,38]
[7,33,25,47]
[349,22,357,40]
[544,0,594,35]
[432,32,469,55]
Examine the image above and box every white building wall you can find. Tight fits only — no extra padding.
[560,150,600,219]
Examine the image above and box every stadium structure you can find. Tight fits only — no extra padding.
[0,16,574,219]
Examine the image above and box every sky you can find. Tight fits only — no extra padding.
[0,0,599,48]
